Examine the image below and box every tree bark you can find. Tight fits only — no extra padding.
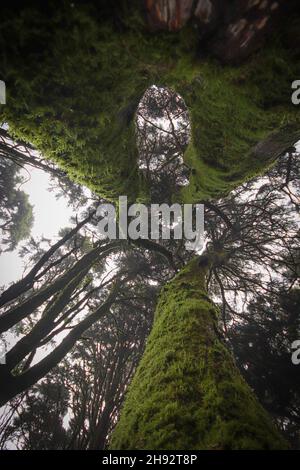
[110,256,288,449]
[144,0,299,63]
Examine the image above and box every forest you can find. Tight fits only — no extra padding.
[0,0,299,452]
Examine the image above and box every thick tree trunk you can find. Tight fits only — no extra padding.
[110,256,288,449]
[0,1,299,202]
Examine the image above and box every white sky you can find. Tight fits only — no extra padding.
[0,167,74,287]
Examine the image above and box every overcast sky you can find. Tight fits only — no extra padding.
[0,167,74,287]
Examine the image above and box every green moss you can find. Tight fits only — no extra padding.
[179,47,300,201]
[110,257,288,450]
[0,1,299,202]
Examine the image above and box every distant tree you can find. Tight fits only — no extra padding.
[0,278,154,450]
[3,378,69,449]
[230,289,300,449]
[0,245,166,450]
[0,210,123,405]
[0,158,34,252]
[136,85,191,201]
[65,267,155,450]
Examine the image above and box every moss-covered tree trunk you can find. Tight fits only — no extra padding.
[111,256,287,450]
[0,2,299,203]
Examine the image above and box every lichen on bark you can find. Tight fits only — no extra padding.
[110,257,288,450]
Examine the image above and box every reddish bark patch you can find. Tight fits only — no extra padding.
[144,0,288,63]
[145,0,194,31]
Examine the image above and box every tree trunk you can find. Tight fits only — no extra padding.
[110,256,288,450]
[88,406,112,450]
